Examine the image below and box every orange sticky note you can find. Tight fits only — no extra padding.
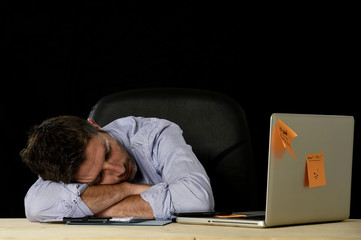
[306,153,326,188]
[271,119,298,160]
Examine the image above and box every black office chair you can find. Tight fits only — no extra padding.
[89,88,258,211]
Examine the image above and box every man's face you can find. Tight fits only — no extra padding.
[74,132,137,185]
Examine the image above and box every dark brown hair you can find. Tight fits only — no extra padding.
[20,116,99,183]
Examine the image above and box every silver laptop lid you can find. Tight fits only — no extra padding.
[265,113,354,227]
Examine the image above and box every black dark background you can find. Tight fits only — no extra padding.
[2,2,359,218]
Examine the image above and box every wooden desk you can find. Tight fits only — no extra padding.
[0,218,360,240]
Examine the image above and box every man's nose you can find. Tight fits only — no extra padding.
[103,161,126,176]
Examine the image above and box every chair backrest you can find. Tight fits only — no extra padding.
[89,88,258,211]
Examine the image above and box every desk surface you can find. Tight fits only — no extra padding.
[0,218,360,240]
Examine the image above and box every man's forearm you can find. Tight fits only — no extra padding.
[81,182,151,214]
[95,195,154,218]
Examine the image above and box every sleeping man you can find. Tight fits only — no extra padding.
[20,115,214,221]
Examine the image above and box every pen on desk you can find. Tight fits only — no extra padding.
[213,214,248,218]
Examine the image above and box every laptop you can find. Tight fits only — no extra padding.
[176,113,355,228]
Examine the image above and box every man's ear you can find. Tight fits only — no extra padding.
[87,118,102,130]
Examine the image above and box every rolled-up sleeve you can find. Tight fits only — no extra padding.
[24,178,93,222]
[140,122,215,220]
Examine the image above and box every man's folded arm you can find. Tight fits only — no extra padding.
[24,178,153,222]
[81,182,153,215]
[95,195,154,218]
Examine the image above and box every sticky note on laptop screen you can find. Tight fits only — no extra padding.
[306,152,326,188]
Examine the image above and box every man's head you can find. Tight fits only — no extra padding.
[20,116,137,184]
[20,116,98,183]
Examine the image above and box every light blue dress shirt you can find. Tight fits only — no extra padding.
[25,117,214,222]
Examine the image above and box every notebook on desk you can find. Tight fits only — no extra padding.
[176,113,355,228]
[42,216,172,226]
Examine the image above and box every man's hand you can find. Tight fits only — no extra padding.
[95,195,154,218]
[81,182,152,215]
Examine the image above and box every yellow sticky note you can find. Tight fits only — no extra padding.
[271,119,298,160]
[306,153,326,188]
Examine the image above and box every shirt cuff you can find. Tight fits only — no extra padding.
[140,183,175,220]
[67,183,94,217]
